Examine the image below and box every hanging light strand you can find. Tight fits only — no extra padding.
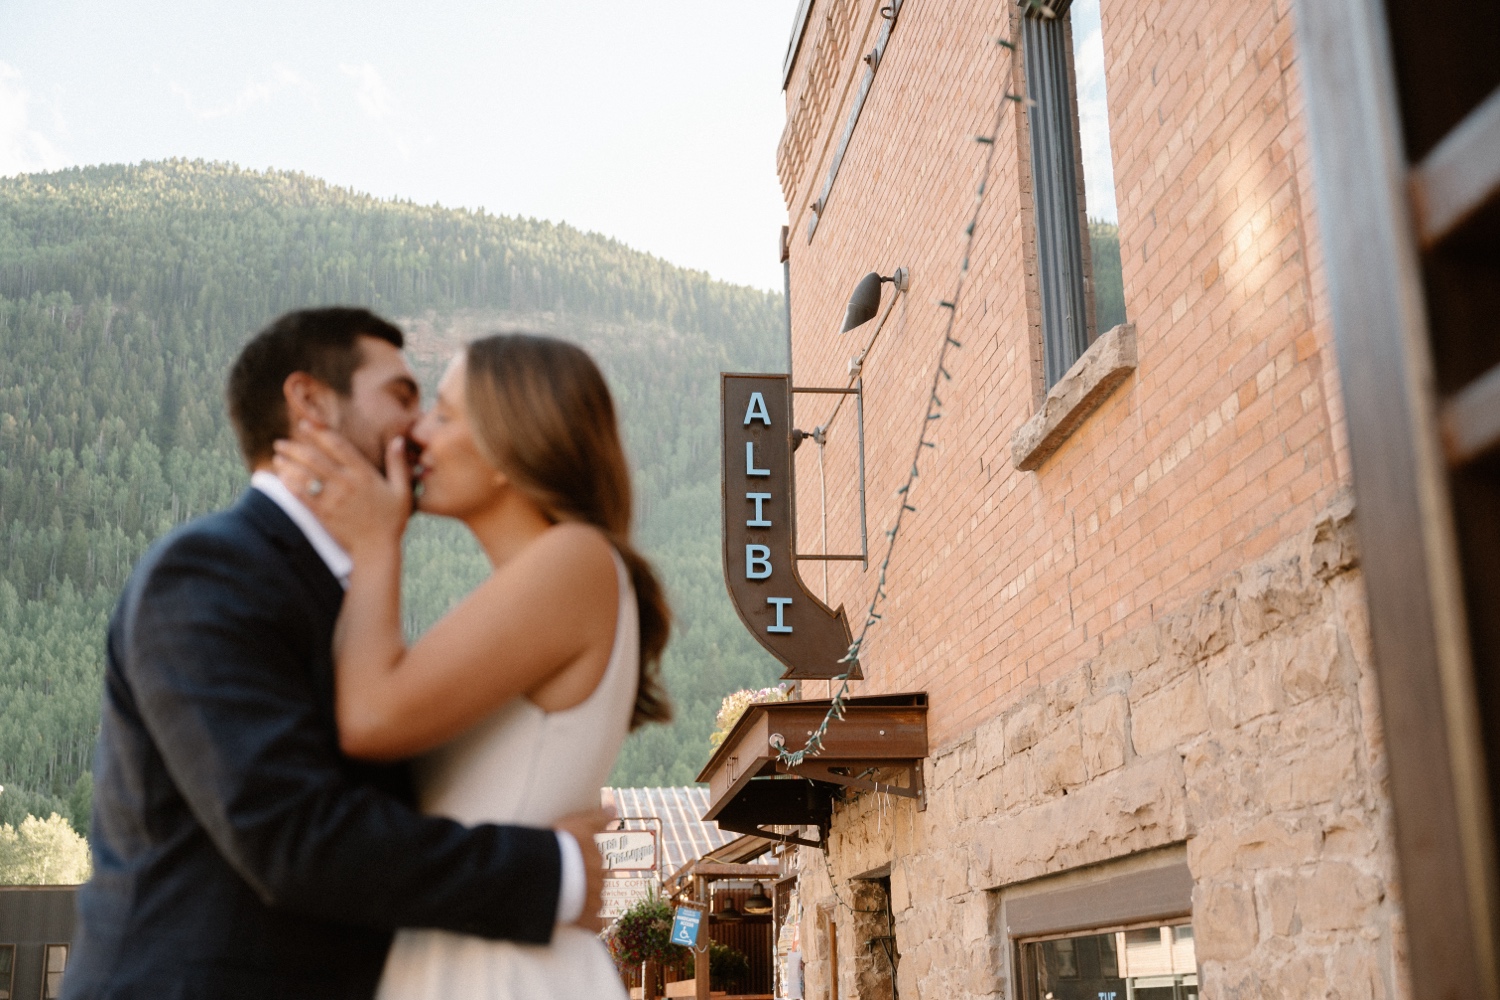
[775,12,1031,769]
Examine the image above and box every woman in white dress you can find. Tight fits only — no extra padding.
[271,333,671,999]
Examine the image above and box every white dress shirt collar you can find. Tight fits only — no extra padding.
[250,470,353,588]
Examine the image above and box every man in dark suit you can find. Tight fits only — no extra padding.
[64,308,610,1000]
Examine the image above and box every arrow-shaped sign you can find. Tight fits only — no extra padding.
[721,373,860,680]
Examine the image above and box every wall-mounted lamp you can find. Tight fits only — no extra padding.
[840,267,910,333]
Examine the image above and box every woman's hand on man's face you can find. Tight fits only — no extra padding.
[272,421,413,556]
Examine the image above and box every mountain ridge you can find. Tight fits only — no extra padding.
[0,159,784,829]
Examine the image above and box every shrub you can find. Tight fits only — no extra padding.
[685,940,752,992]
[709,684,792,747]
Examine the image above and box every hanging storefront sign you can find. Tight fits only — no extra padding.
[594,829,658,872]
[721,373,858,680]
[669,904,706,948]
[599,877,658,921]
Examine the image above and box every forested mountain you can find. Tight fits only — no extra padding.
[0,160,786,831]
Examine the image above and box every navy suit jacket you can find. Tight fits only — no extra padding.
[65,490,562,1000]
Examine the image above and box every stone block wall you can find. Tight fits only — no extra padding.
[792,500,1406,999]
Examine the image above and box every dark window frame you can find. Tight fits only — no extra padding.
[1020,0,1104,389]
[0,943,13,1000]
[997,846,1194,998]
[1015,919,1198,1000]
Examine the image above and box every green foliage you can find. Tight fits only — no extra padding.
[0,159,787,816]
[1089,220,1126,335]
[0,813,92,885]
[684,939,752,993]
[710,684,792,748]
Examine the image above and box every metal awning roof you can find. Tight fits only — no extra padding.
[604,786,736,876]
[695,692,928,847]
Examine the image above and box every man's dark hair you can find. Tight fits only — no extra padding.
[226,307,404,467]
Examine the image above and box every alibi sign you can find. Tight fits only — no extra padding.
[721,374,858,680]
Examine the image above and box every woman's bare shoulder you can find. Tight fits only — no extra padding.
[496,521,619,603]
[533,520,616,564]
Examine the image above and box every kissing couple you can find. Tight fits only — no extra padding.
[65,308,668,1000]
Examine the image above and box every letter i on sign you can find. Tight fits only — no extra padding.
[767,597,793,633]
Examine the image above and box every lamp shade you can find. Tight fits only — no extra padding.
[743,884,773,915]
[841,271,884,332]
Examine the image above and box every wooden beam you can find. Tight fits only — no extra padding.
[694,876,710,1000]
[827,915,839,1000]
[1292,0,1500,996]
[1443,361,1500,467]
[684,863,783,880]
[1410,84,1500,249]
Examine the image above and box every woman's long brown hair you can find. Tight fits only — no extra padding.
[463,333,672,729]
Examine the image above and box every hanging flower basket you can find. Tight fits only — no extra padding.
[606,896,683,970]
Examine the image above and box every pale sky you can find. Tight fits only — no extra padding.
[0,0,801,290]
[1070,0,1120,225]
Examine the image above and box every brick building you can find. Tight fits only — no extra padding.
[703,0,1409,997]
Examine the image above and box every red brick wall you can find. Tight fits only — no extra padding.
[778,0,1348,750]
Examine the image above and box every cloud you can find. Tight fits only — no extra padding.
[0,62,69,177]
[169,64,313,121]
[339,63,392,121]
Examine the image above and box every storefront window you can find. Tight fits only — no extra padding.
[43,945,68,1000]
[1019,921,1196,1000]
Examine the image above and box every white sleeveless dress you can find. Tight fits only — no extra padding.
[376,550,635,1000]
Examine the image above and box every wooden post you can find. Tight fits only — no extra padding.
[828,916,839,1000]
[642,960,659,1000]
[695,875,711,1000]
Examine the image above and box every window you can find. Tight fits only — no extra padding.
[1018,921,1198,1000]
[42,945,66,1000]
[1022,0,1126,387]
[0,944,12,1000]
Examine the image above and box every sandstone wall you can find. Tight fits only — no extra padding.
[794,500,1407,1000]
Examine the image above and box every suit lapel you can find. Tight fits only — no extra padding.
[232,489,415,801]
[235,489,346,621]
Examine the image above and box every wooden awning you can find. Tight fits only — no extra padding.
[695,692,928,847]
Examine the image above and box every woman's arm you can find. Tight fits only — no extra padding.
[273,427,618,761]
[335,521,616,760]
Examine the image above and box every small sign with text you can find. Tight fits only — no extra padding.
[594,829,657,872]
[669,904,705,948]
[599,877,657,920]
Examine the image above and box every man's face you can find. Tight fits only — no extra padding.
[329,336,421,470]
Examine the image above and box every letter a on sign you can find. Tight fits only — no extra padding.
[744,392,772,426]
[721,373,858,680]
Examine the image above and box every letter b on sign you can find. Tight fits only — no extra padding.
[746,544,772,579]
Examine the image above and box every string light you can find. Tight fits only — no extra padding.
[776,13,1027,770]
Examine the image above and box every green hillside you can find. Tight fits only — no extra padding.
[0,160,785,830]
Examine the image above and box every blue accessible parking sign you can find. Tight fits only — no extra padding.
[669,905,703,947]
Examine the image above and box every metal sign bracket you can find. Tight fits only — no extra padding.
[791,381,868,569]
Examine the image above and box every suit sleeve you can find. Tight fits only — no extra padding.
[121,528,563,942]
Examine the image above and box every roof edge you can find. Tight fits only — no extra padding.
[782,0,815,89]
